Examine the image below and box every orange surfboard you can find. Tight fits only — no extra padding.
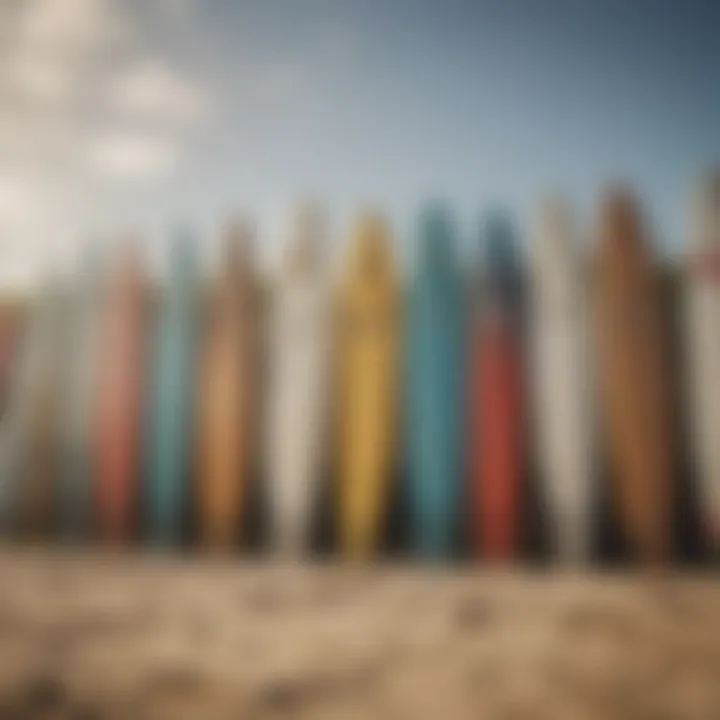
[595,190,673,563]
[196,222,258,550]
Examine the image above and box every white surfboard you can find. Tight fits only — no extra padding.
[0,300,43,534]
[684,173,720,553]
[58,251,106,539]
[265,207,332,557]
[530,198,595,564]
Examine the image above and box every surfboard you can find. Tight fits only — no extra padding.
[336,213,400,560]
[0,277,65,539]
[147,232,199,547]
[0,302,22,414]
[57,250,105,541]
[0,302,37,534]
[530,199,594,564]
[96,244,147,546]
[196,222,258,551]
[469,211,525,562]
[265,206,331,557]
[406,203,464,559]
[0,301,24,533]
[595,189,673,563]
[683,172,720,554]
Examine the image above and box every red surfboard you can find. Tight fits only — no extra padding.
[470,212,525,562]
[95,244,147,545]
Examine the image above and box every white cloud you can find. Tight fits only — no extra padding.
[107,59,208,122]
[0,113,67,162]
[0,0,128,108]
[0,53,75,104]
[0,0,215,286]
[18,0,126,59]
[88,132,178,179]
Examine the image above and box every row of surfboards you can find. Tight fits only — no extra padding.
[0,178,719,565]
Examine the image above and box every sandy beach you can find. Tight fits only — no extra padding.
[0,548,717,718]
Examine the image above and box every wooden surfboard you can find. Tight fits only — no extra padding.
[58,250,105,541]
[0,301,25,533]
[595,189,673,563]
[196,221,258,551]
[265,206,331,557]
[0,277,66,539]
[147,232,199,547]
[683,172,720,554]
[406,203,464,559]
[96,244,147,546]
[469,212,525,562]
[0,302,22,414]
[336,213,400,560]
[530,199,595,564]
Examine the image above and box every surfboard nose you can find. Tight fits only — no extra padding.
[534,198,575,257]
[532,198,580,298]
[600,187,645,252]
[350,213,392,277]
[689,170,720,254]
[481,210,522,309]
[284,203,325,273]
[483,210,517,266]
[170,229,198,276]
[115,238,144,281]
[221,216,255,276]
[417,202,455,270]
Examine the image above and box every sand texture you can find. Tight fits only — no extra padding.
[0,549,718,719]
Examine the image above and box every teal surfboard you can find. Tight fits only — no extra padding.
[146,232,199,547]
[406,204,465,559]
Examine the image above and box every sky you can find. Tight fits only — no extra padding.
[0,0,719,285]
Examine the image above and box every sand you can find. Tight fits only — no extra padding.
[0,548,717,719]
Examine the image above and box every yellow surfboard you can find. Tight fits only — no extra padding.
[336,214,400,559]
[196,222,258,551]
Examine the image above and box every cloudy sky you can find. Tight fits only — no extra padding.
[0,0,718,285]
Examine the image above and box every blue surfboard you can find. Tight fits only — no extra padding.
[406,204,465,559]
[146,232,199,547]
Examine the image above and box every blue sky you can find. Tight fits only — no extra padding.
[0,0,718,283]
